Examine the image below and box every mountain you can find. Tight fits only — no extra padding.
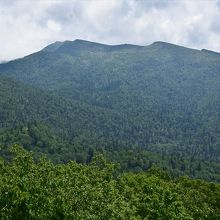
[0,75,135,162]
[0,39,220,181]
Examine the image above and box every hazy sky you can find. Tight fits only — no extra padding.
[1,0,220,61]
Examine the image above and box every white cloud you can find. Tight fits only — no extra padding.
[47,20,61,32]
[0,0,220,61]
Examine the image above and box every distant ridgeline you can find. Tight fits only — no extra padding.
[0,39,220,182]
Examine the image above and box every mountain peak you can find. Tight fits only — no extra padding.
[42,39,143,55]
[42,41,63,52]
[72,39,94,44]
[148,41,200,53]
[152,41,168,45]
[150,41,181,48]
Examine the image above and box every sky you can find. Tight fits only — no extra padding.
[0,0,220,61]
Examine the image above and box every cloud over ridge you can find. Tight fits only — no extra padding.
[0,0,220,61]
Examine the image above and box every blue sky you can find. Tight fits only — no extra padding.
[0,0,220,61]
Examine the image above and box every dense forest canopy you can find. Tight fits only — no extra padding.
[0,40,220,182]
[0,145,219,219]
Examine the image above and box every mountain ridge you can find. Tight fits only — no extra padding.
[3,39,219,63]
[0,39,220,181]
[41,39,212,55]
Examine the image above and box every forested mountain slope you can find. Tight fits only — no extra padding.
[0,40,220,181]
[0,75,137,162]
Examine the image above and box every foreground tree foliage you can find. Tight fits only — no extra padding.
[0,145,219,219]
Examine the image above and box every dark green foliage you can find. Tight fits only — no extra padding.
[0,40,220,182]
[0,146,219,219]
